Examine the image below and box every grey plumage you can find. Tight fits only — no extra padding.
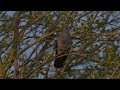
[54,28,72,68]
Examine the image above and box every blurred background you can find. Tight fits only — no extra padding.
[0,11,120,79]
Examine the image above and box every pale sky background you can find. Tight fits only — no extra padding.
[0,11,120,78]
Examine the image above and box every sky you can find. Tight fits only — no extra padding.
[0,11,120,78]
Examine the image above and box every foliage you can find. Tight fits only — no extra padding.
[0,11,120,79]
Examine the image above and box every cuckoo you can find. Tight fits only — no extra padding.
[54,28,72,68]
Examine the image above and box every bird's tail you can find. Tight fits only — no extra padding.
[54,55,67,68]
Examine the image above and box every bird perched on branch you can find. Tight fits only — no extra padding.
[54,28,72,68]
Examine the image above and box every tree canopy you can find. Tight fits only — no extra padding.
[0,11,120,79]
